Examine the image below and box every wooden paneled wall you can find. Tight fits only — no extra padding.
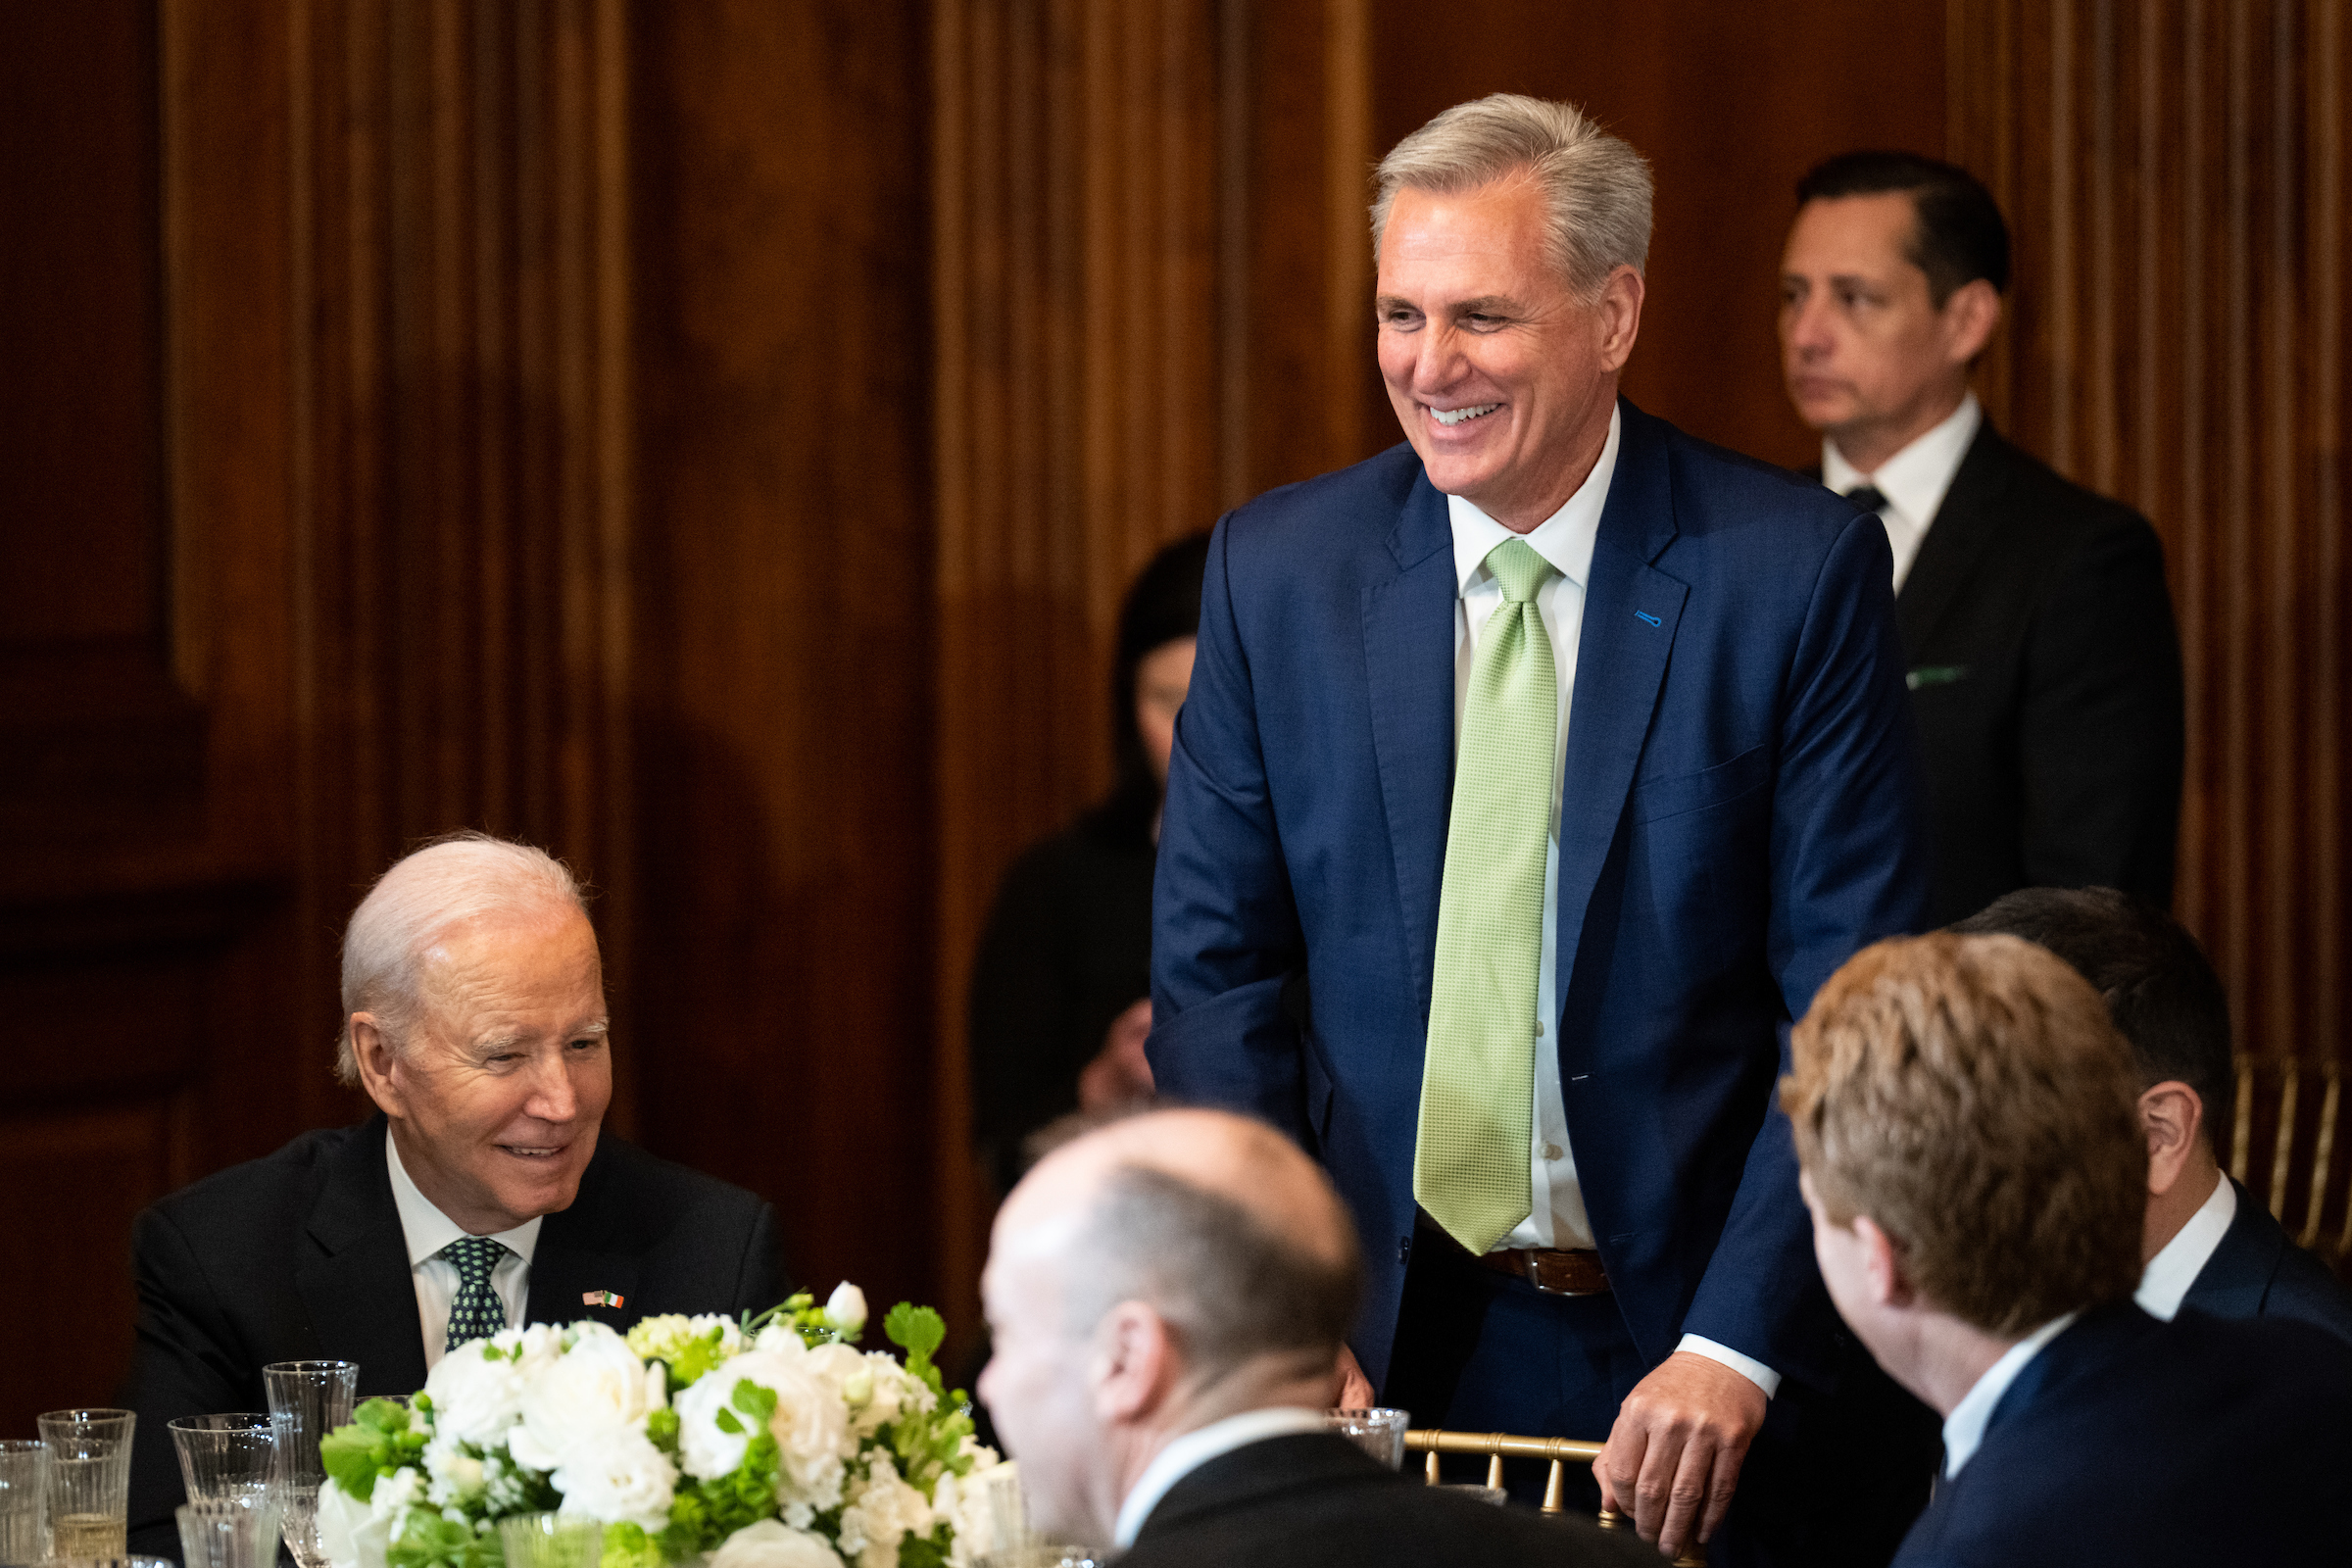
[1949,0,2351,1235]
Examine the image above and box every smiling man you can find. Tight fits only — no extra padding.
[119,833,784,1557]
[1779,153,2183,927]
[1150,95,1931,1563]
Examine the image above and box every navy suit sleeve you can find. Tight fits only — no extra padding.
[733,1201,789,1314]
[120,1206,248,1555]
[1148,516,1311,1138]
[1683,512,1932,1377]
[2017,514,2183,904]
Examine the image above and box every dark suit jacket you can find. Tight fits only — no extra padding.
[1151,400,1931,1394]
[2180,1176,2352,1342]
[1889,420,2182,926]
[119,1115,785,1555]
[1121,1433,1656,1567]
[1891,1300,2352,1566]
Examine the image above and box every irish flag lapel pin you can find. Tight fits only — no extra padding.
[582,1290,625,1308]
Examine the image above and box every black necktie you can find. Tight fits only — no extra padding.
[1843,484,1887,515]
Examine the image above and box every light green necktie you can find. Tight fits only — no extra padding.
[1415,536,1560,1255]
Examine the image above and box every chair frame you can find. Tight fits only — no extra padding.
[1405,1427,1707,1566]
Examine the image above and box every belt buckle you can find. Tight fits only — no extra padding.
[1521,1248,1604,1297]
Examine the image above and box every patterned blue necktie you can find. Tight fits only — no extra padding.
[440,1235,513,1352]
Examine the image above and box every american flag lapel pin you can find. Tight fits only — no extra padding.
[582,1290,625,1308]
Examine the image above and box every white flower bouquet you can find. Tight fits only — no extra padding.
[314,1286,1002,1568]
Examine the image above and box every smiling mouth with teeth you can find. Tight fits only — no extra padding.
[501,1144,564,1158]
[1430,402,1501,426]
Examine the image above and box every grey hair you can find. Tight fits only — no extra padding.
[1060,1161,1363,1390]
[1371,93,1653,296]
[333,831,591,1085]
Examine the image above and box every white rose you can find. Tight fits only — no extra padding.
[939,1452,1007,1568]
[551,1426,675,1531]
[421,1342,526,1448]
[709,1520,844,1568]
[674,1346,852,1511]
[422,1439,486,1508]
[316,1473,388,1568]
[837,1456,931,1568]
[367,1466,423,1525]
[507,1321,666,1473]
[823,1283,868,1339]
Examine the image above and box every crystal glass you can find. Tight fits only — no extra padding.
[40,1556,174,1568]
[168,1414,276,1509]
[177,1495,285,1568]
[1324,1405,1409,1469]
[0,1440,47,1565]
[961,1469,1101,1568]
[37,1408,136,1560]
[970,1550,1103,1568]
[497,1513,603,1568]
[265,1360,357,1568]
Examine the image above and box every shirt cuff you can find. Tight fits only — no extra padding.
[1675,1334,1781,1398]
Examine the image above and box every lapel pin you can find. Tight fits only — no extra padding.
[1634,610,1661,627]
[582,1290,625,1308]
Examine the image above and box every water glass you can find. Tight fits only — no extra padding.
[497,1512,603,1568]
[168,1415,276,1508]
[0,1440,46,1564]
[265,1360,357,1568]
[1324,1405,1410,1469]
[177,1496,285,1568]
[971,1550,1103,1568]
[37,1408,137,1560]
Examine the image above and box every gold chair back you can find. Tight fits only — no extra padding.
[1404,1428,1706,1566]
[2230,1054,2350,1259]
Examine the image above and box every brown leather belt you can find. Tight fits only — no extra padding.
[1417,1213,1610,1296]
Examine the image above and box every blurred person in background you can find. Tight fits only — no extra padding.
[968,533,1210,1195]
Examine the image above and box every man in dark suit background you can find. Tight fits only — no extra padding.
[1954,885,2352,1339]
[1779,152,2184,927]
[1152,94,1931,1563]
[1785,931,2352,1566]
[977,1106,1649,1566]
[120,833,786,1556]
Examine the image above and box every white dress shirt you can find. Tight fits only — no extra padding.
[1822,393,1983,593]
[2135,1173,2237,1321]
[1446,405,1776,1400]
[385,1134,541,1368]
[1110,1406,1331,1547]
[1939,1311,2079,1479]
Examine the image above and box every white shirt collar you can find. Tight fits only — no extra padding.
[1940,1310,2079,1479]
[1111,1406,1331,1547]
[2135,1172,2237,1321]
[1822,392,1981,525]
[385,1127,544,1268]
[1447,403,1618,595]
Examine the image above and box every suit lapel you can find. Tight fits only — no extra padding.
[294,1116,431,1397]
[524,1143,641,1333]
[1362,472,1464,1025]
[1553,404,1688,999]
[1894,422,2014,657]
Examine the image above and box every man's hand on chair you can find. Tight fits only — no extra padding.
[1596,1350,1766,1559]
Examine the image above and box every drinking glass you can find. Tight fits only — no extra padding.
[1324,1406,1409,1469]
[177,1496,285,1568]
[0,1440,46,1565]
[962,1470,1101,1568]
[264,1360,357,1568]
[497,1513,603,1568]
[168,1415,276,1509]
[36,1408,136,1560]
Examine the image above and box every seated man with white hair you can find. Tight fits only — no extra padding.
[978,1106,1652,1565]
[120,833,786,1557]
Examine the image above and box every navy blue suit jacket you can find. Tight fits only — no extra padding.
[1150,401,1930,1391]
[2180,1176,2352,1342]
[1892,1301,2352,1565]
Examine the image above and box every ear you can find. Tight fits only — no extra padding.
[1088,1300,1179,1425]
[1592,264,1646,373]
[2139,1081,2206,1197]
[349,1014,411,1120]
[1851,1214,1917,1310]
[1939,277,2001,366]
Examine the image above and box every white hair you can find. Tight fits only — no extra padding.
[333,832,591,1085]
[1370,93,1653,296]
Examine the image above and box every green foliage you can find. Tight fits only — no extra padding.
[383,1511,499,1568]
[600,1522,662,1568]
[644,1407,680,1457]
[883,1303,945,1370]
[320,1397,430,1503]
[896,1521,955,1568]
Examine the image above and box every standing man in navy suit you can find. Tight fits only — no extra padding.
[1954,885,2352,1340]
[1786,932,2352,1566]
[1150,95,1930,1563]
